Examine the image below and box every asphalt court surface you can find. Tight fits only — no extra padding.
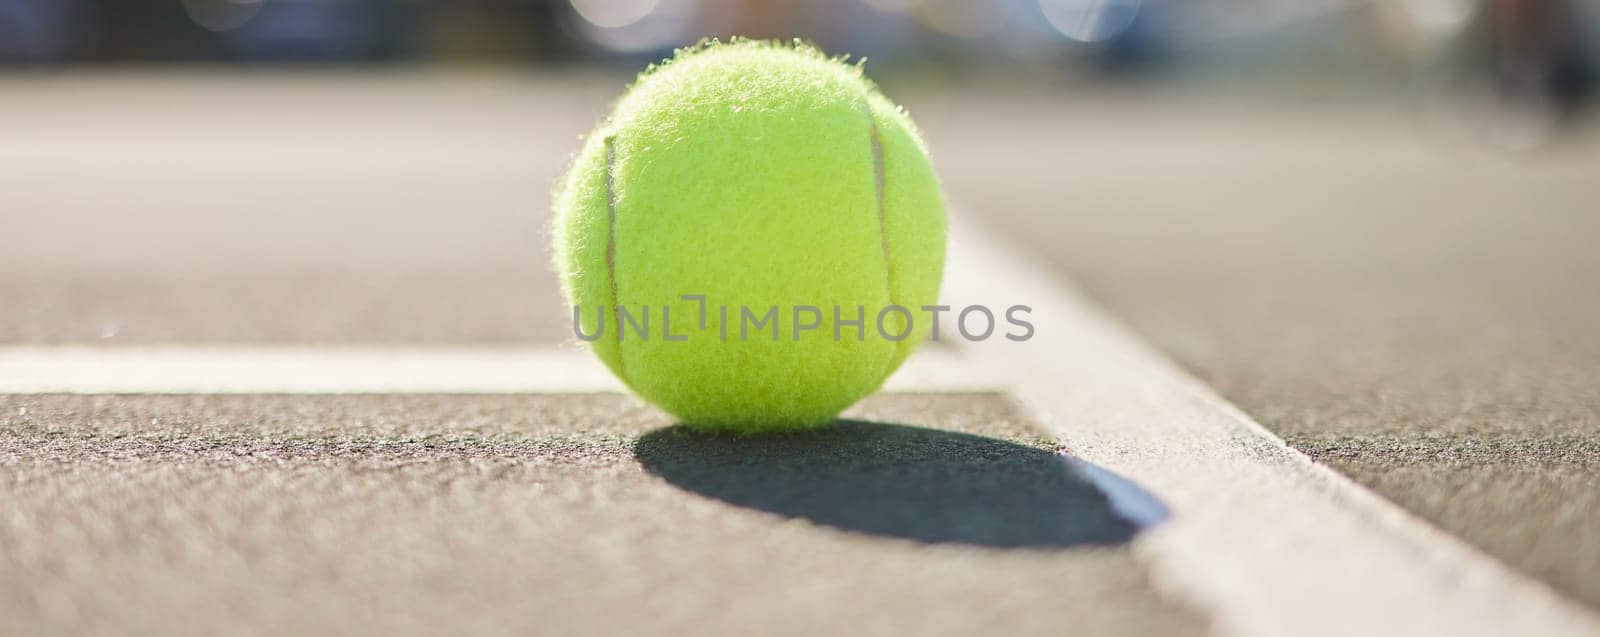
[0,392,1203,636]
[933,95,1600,608]
[3,73,1599,622]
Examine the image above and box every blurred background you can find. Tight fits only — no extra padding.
[1,0,1596,129]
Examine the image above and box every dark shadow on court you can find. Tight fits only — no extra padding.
[633,420,1168,549]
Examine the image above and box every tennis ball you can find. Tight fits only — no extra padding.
[552,40,946,434]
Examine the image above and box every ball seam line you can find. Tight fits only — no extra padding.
[602,134,630,386]
[863,101,903,374]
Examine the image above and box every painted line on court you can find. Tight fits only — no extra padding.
[944,212,1600,637]
[0,346,983,394]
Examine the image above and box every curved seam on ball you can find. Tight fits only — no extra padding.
[603,134,630,386]
[863,102,901,370]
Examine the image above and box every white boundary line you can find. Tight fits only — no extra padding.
[0,346,984,394]
[0,346,620,394]
[943,213,1600,636]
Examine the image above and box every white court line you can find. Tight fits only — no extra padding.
[942,213,1600,636]
[0,346,986,394]
[0,346,619,394]
[2,219,1597,636]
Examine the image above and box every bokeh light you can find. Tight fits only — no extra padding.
[1038,0,1142,44]
[183,0,265,33]
[570,0,661,29]
[1398,0,1478,33]
[568,0,701,53]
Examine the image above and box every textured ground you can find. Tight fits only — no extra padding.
[930,92,1600,607]
[0,392,1201,636]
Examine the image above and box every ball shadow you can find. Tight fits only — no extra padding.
[633,420,1168,548]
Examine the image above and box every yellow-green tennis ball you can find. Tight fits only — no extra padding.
[552,40,946,434]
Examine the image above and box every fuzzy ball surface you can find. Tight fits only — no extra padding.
[552,40,946,433]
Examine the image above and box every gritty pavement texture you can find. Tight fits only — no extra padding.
[929,92,1600,608]
[0,392,1203,636]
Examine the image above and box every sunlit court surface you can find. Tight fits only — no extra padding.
[4,1,1600,635]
